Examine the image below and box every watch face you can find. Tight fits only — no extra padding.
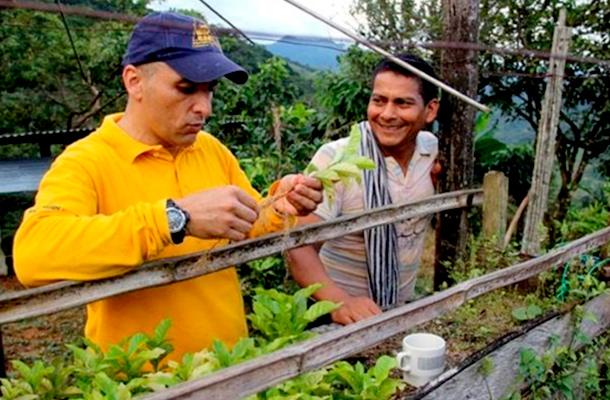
[167,207,186,233]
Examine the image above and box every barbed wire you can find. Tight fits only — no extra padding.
[0,116,266,141]
[482,72,610,79]
[402,40,610,68]
[1,22,348,52]
[2,0,609,68]
[197,0,255,45]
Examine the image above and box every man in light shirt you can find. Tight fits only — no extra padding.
[288,54,440,324]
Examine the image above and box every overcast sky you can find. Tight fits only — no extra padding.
[151,0,359,41]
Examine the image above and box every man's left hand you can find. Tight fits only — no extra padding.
[273,174,323,216]
[431,160,442,187]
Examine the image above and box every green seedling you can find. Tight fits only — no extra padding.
[304,125,376,205]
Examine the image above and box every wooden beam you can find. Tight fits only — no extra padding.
[522,9,571,255]
[0,190,482,325]
[414,293,610,400]
[482,171,508,242]
[137,226,610,400]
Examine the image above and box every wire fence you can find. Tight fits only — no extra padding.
[1,0,609,69]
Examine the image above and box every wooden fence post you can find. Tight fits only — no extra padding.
[483,171,508,242]
[521,9,571,256]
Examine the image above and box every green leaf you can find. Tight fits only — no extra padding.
[344,155,376,170]
[14,395,39,400]
[320,179,335,206]
[153,319,172,342]
[11,360,33,381]
[212,340,232,367]
[303,301,341,323]
[478,356,494,378]
[526,305,542,318]
[304,163,319,176]
[315,168,341,182]
[126,333,149,357]
[94,372,118,396]
[512,307,529,321]
[584,311,598,324]
[293,283,324,305]
[372,356,397,381]
[345,124,361,156]
[331,162,361,178]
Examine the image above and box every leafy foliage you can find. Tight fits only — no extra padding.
[251,356,404,400]
[477,0,610,237]
[238,256,296,309]
[323,356,404,400]
[304,125,376,205]
[351,0,610,248]
[502,306,610,400]
[444,235,520,283]
[314,47,380,138]
[0,285,406,400]
[511,295,543,322]
[248,283,341,342]
[473,113,535,203]
[0,9,130,135]
[352,0,442,51]
[553,183,610,244]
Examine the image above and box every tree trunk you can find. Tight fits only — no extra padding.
[435,0,480,289]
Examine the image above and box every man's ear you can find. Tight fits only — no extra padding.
[425,98,440,124]
[122,65,145,101]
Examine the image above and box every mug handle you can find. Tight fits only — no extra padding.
[396,350,412,371]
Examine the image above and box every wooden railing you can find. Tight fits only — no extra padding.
[2,183,609,399]
[141,225,610,400]
[0,189,482,324]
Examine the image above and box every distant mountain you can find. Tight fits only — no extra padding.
[265,36,347,71]
[492,113,535,146]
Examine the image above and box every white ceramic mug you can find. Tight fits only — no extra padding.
[396,333,446,387]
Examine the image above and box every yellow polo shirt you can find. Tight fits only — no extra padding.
[14,113,288,360]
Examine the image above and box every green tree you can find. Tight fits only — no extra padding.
[0,9,131,135]
[352,0,442,49]
[478,0,610,241]
[314,46,380,138]
[351,0,610,244]
[37,0,152,15]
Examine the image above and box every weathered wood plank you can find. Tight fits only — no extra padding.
[483,171,508,241]
[0,190,482,324]
[138,226,610,400]
[414,293,610,400]
[522,9,571,255]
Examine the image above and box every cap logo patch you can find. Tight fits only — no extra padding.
[192,22,218,48]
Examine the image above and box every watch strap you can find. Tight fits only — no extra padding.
[166,199,190,244]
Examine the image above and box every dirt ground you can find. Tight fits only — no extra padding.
[0,276,86,372]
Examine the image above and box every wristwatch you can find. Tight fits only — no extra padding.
[166,199,190,244]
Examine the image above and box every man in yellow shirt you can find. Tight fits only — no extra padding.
[13,12,322,361]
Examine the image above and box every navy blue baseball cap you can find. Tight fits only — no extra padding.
[122,12,248,84]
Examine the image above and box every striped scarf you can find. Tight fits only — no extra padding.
[358,121,400,308]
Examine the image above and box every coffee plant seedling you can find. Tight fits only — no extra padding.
[304,125,376,205]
